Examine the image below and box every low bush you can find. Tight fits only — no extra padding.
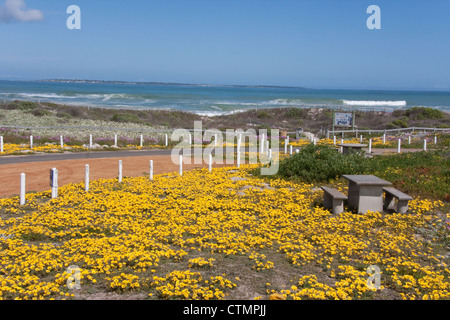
[17,101,38,110]
[387,119,408,129]
[406,107,445,120]
[111,113,142,123]
[275,144,449,201]
[257,111,270,119]
[276,144,372,183]
[31,109,52,117]
[286,108,306,119]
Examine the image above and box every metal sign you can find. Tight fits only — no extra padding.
[334,112,354,126]
[332,111,356,133]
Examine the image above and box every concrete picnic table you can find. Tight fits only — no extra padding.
[336,143,367,154]
[342,175,392,214]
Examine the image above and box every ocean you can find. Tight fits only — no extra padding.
[1,80,449,116]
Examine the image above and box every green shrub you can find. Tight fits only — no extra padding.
[387,119,408,129]
[18,101,38,110]
[31,109,52,117]
[276,144,372,183]
[257,111,270,119]
[56,112,72,119]
[406,107,445,120]
[286,108,305,118]
[111,113,142,123]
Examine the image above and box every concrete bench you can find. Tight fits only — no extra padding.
[321,186,348,214]
[383,187,413,213]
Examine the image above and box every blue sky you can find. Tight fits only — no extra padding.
[0,0,449,90]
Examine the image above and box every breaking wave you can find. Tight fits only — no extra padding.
[342,100,407,107]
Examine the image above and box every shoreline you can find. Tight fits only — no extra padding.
[1,99,449,133]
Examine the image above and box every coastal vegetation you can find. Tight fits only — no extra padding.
[1,100,449,132]
[0,100,448,301]
[273,145,449,201]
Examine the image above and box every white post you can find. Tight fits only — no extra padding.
[261,134,265,154]
[189,133,192,145]
[140,135,144,147]
[313,138,316,146]
[20,173,26,205]
[214,134,218,147]
[114,134,118,146]
[408,135,411,145]
[269,149,272,160]
[51,168,58,199]
[85,165,89,192]
[118,160,123,183]
[383,134,386,145]
[266,140,269,156]
[289,145,293,155]
[89,135,93,148]
[296,149,300,154]
[424,139,427,151]
[284,139,288,154]
[360,135,363,143]
[208,154,212,173]
[0,136,3,153]
[397,139,401,153]
[369,139,372,153]
[286,136,289,145]
[434,135,437,145]
[340,139,344,153]
[149,160,153,181]
[333,135,336,146]
[60,135,64,148]
[179,155,183,176]
[30,135,33,149]
[237,150,241,168]
[165,134,168,147]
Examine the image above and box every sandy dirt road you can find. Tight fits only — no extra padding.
[0,154,231,198]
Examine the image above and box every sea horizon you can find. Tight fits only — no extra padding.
[1,79,449,116]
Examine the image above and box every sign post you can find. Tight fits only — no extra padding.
[333,111,355,134]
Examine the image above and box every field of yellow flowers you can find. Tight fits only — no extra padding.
[0,164,448,300]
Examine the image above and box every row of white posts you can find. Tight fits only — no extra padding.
[332,134,437,153]
[17,155,216,204]
[0,133,172,151]
[0,132,441,152]
[17,135,293,205]
[89,134,170,148]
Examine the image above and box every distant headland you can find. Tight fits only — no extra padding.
[39,79,305,90]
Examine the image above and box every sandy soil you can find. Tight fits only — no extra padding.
[0,155,231,198]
